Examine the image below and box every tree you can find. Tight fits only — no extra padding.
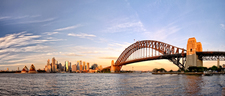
[211,65,218,71]
[159,68,166,72]
[152,68,158,72]
[169,70,173,72]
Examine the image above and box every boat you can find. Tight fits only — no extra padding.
[203,71,213,76]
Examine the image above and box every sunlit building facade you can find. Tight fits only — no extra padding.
[52,57,56,72]
[65,61,69,72]
[45,59,51,72]
[83,61,86,70]
[72,64,77,72]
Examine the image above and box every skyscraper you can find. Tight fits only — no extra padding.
[69,62,71,72]
[72,64,77,72]
[77,61,80,70]
[52,57,56,72]
[80,60,82,71]
[87,62,89,71]
[65,61,69,72]
[47,59,50,65]
[45,59,51,72]
[83,61,86,70]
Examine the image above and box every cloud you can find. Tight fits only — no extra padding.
[15,18,55,24]
[0,31,65,67]
[108,42,131,48]
[0,45,49,54]
[0,31,41,49]
[144,24,181,41]
[43,32,59,35]
[0,16,11,20]
[45,52,84,57]
[0,63,25,67]
[68,33,96,38]
[63,53,84,56]
[0,15,41,20]
[99,57,118,59]
[105,21,146,33]
[54,24,82,31]
[81,51,100,54]
[0,31,65,51]
[220,24,225,30]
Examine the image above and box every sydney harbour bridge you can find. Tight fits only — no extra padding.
[102,37,225,72]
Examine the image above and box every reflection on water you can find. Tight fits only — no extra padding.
[184,76,202,95]
[0,73,224,95]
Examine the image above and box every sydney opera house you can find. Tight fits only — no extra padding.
[21,64,37,73]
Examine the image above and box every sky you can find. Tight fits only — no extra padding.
[0,0,225,71]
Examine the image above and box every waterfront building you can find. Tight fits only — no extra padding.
[72,64,77,72]
[91,64,98,70]
[80,60,82,71]
[83,61,86,70]
[45,59,51,72]
[28,64,37,73]
[21,66,28,73]
[52,57,56,72]
[76,61,80,71]
[58,63,63,71]
[69,62,71,72]
[65,61,69,72]
[87,63,89,71]
[99,65,102,70]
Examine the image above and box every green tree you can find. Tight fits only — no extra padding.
[159,68,166,72]
[169,70,173,72]
[211,65,218,71]
[152,68,158,72]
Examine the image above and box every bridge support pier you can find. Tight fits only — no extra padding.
[111,60,121,73]
[185,37,203,70]
[217,58,220,68]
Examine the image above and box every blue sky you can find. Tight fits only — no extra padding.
[0,0,225,71]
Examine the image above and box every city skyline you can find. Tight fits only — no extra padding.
[0,0,225,71]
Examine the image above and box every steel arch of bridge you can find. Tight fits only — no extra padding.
[114,40,186,70]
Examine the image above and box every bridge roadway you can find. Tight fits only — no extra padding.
[102,51,225,71]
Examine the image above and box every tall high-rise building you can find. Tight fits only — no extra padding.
[87,62,89,71]
[72,64,77,72]
[45,59,51,72]
[69,62,71,72]
[47,59,50,65]
[52,57,56,72]
[83,61,86,70]
[65,61,69,72]
[77,61,80,70]
[58,63,63,71]
[80,60,82,71]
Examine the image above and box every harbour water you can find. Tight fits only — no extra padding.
[0,73,224,96]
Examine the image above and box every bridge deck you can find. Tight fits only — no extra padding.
[197,51,225,56]
[102,51,225,70]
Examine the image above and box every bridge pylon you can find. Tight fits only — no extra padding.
[111,60,121,73]
[185,37,203,70]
